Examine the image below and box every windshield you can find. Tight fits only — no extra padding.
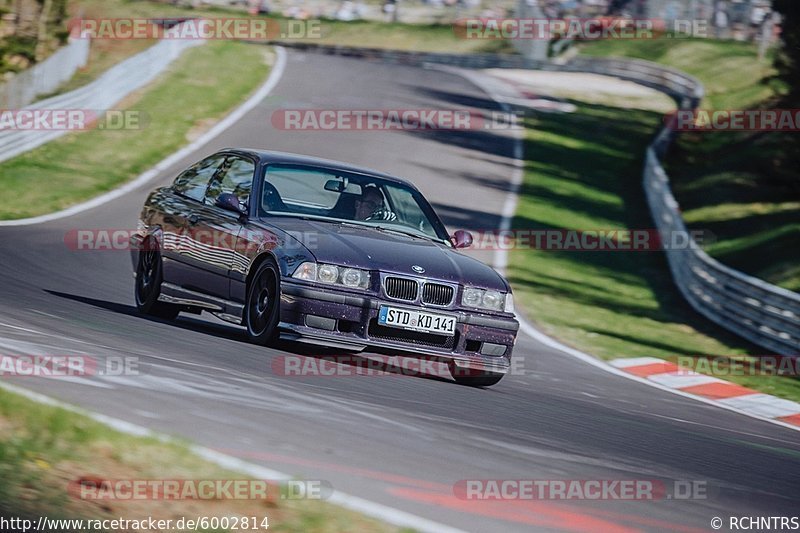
[259,164,450,243]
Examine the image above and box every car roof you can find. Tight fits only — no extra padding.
[219,148,416,189]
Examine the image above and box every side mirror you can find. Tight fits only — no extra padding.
[450,230,473,249]
[215,192,245,215]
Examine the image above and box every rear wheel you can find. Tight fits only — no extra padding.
[134,243,179,320]
[449,363,504,387]
[245,260,280,345]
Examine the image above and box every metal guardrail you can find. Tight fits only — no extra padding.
[641,97,800,356]
[0,37,90,110]
[276,42,799,355]
[531,57,799,355]
[576,58,799,355]
[0,27,204,164]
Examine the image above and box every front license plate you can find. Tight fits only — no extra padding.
[378,306,457,335]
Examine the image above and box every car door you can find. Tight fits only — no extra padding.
[161,154,227,287]
[189,154,257,300]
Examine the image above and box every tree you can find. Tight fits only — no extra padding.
[34,0,53,61]
[773,0,800,104]
[2,0,67,72]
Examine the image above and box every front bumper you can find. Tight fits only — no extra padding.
[279,281,519,374]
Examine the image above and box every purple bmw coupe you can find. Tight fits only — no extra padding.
[131,150,518,386]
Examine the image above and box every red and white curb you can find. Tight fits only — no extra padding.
[610,357,800,428]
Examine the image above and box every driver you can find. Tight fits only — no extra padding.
[354,186,397,221]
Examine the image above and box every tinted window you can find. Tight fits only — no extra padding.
[384,185,436,237]
[173,155,225,202]
[204,156,255,209]
[266,166,351,210]
[260,164,449,242]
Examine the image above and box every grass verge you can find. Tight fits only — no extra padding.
[507,87,800,402]
[577,38,799,291]
[577,38,778,109]
[0,385,397,531]
[46,0,506,100]
[61,0,510,93]
[271,18,514,53]
[0,40,269,219]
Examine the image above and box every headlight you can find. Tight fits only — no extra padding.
[341,268,367,288]
[482,290,504,311]
[461,286,511,312]
[462,288,483,307]
[318,264,339,284]
[292,262,370,290]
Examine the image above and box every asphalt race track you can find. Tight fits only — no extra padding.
[1,51,799,532]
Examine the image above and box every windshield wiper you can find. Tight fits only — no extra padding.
[372,225,446,244]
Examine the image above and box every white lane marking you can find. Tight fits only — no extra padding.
[468,435,660,474]
[0,336,62,354]
[0,321,45,335]
[642,410,800,445]
[609,357,668,368]
[647,372,722,389]
[0,318,429,430]
[132,409,161,419]
[718,394,800,419]
[0,319,120,351]
[0,47,287,227]
[0,382,466,533]
[442,66,800,434]
[98,356,428,432]
[28,310,65,320]
[42,376,116,389]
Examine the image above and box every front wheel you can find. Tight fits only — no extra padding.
[245,260,280,345]
[449,363,504,387]
[134,244,179,320]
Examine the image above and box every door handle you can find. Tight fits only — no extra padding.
[188,214,200,225]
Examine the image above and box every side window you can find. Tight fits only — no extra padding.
[385,185,429,233]
[172,155,226,202]
[204,156,255,209]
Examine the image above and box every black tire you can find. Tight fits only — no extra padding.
[134,242,179,320]
[245,260,280,345]
[449,363,504,387]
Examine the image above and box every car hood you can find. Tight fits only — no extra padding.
[268,217,508,290]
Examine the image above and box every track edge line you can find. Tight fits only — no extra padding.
[0,46,288,227]
[0,381,467,533]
